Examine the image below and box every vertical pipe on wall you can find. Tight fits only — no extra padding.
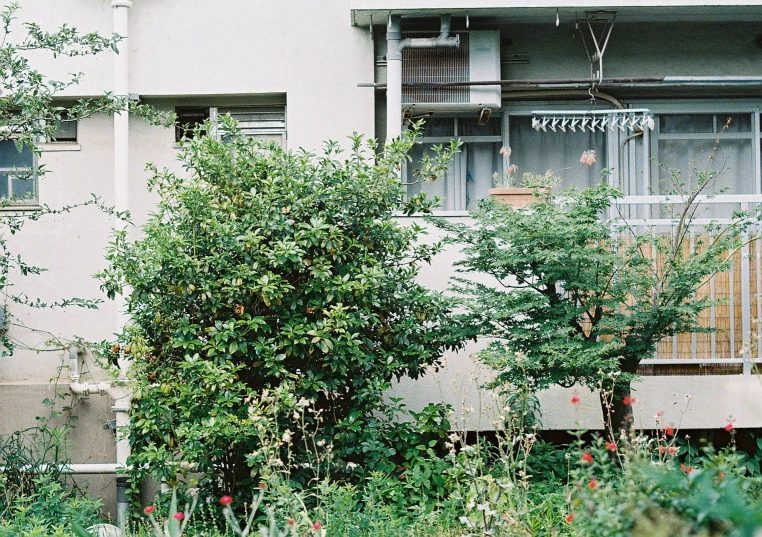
[111,0,132,528]
[386,15,402,143]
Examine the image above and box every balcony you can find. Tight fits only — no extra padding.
[614,194,762,376]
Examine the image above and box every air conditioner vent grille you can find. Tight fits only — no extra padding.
[402,32,470,104]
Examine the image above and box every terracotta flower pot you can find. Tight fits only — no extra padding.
[488,187,547,208]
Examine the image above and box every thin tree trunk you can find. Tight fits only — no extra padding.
[601,356,640,435]
[604,382,633,436]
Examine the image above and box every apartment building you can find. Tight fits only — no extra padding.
[3,0,762,517]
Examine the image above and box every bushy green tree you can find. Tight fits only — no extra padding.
[98,119,462,492]
[437,182,758,434]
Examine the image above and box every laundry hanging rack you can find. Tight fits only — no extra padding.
[530,108,655,133]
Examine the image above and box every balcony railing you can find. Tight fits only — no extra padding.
[614,194,762,375]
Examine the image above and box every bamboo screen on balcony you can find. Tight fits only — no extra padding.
[632,233,761,376]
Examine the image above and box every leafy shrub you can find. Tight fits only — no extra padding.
[98,119,462,493]
[568,434,762,537]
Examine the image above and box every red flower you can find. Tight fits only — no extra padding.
[144,506,155,515]
[313,522,322,530]
[588,478,598,490]
[565,513,575,523]
[581,452,593,463]
[664,426,674,437]
[219,495,233,506]
[718,472,725,479]
[668,446,677,456]
[659,446,666,454]
[287,519,296,526]
[259,483,267,489]
[399,474,406,480]
[571,395,581,405]
[623,395,636,405]
[605,441,617,452]
[680,463,693,474]
[725,422,734,432]
[173,512,184,520]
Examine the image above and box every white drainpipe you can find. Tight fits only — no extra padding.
[385,14,459,143]
[110,1,133,526]
[386,15,402,143]
[68,345,133,527]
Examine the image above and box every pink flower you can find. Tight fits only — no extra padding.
[173,512,184,520]
[219,495,233,506]
[581,452,593,464]
[725,422,734,432]
[664,426,674,437]
[605,441,617,452]
[668,446,677,456]
[313,522,323,530]
[570,395,581,405]
[579,149,596,166]
[588,478,598,490]
[499,146,512,158]
[565,513,575,523]
[144,506,155,515]
[507,164,519,174]
[623,395,636,405]
[287,519,296,526]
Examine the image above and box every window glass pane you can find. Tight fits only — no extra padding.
[419,117,454,137]
[52,119,77,142]
[0,140,33,169]
[660,114,713,133]
[655,138,753,195]
[618,129,646,197]
[407,143,456,210]
[11,175,35,200]
[509,116,608,192]
[466,142,501,210]
[460,117,500,137]
[0,174,9,199]
[720,113,751,133]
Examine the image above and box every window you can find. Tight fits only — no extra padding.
[175,105,287,145]
[498,104,759,219]
[0,140,36,204]
[405,116,503,211]
[51,112,77,143]
[652,112,754,196]
[508,116,608,192]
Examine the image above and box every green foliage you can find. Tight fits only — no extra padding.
[436,182,758,430]
[98,119,462,493]
[568,435,762,537]
[0,2,173,354]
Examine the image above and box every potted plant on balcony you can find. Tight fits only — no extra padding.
[488,146,559,208]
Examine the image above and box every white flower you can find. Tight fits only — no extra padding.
[282,429,293,444]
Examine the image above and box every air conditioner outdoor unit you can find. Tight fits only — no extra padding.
[402,31,501,113]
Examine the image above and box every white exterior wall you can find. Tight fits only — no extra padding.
[0,1,375,519]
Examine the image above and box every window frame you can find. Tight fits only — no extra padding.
[404,113,505,213]
[175,105,288,147]
[0,139,38,207]
[503,99,762,200]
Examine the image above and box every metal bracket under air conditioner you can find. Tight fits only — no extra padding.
[576,11,616,84]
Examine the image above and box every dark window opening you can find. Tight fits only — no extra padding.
[175,107,210,142]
